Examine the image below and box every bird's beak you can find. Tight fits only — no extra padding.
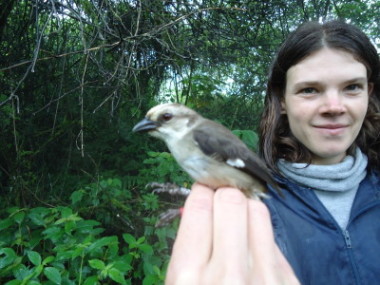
[132,118,159,133]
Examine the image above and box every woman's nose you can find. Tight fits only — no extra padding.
[320,90,346,115]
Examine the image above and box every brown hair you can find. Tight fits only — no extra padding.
[259,20,380,171]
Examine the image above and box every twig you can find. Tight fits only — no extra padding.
[79,54,89,157]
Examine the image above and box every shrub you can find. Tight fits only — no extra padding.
[0,205,175,284]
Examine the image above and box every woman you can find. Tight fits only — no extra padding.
[166,20,380,284]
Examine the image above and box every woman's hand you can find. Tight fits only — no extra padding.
[165,183,300,285]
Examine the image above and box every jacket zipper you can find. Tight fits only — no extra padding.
[343,229,352,248]
[342,229,361,284]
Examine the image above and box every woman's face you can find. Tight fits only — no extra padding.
[282,48,372,165]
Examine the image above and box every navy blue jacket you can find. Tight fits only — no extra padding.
[264,170,380,285]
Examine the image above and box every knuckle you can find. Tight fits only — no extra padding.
[185,195,213,213]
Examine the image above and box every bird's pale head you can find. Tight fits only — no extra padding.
[132,103,200,142]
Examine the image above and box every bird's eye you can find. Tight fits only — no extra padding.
[162,113,173,121]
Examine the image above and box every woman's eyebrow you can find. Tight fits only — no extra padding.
[292,77,368,87]
[343,77,367,83]
[291,81,320,88]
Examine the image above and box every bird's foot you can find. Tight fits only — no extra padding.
[146,182,191,196]
[146,182,188,227]
[155,208,182,227]
[251,190,270,200]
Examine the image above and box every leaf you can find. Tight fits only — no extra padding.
[44,267,62,284]
[75,220,102,234]
[70,190,85,204]
[71,245,85,259]
[153,265,161,275]
[108,267,126,284]
[12,211,26,224]
[122,233,136,245]
[232,129,259,150]
[42,226,63,242]
[27,251,42,266]
[138,244,153,254]
[0,218,13,231]
[54,213,81,225]
[111,178,122,187]
[143,274,159,285]
[42,256,55,265]
[136,236,146,244]
[25,281,40,285]
[33,264,44,278]
[13,264,33,280]
[88,259,105,270]
[83,275,99,285]
[59,207,73,218]
[112,260,132,273]
[27,207,50,226]
[87,236,118,252]
[0,248,17,269]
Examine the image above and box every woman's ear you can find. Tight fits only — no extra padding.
[280,99,287,114]
[368,82,374,96]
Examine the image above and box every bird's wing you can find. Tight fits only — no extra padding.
[193,119,278,190]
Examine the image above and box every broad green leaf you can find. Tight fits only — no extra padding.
[13,264,33,280]
[136,236,146,244]
[54,213,81,225]
[33,264,44,277]
[25,281,41,285]
[75,220,102,234]
[12,211,26,224]
[27,251,42,266]
[108,267,126,284]
[88,236,118,252]
[112,260,132,273]
[42,256,55,265]
[70,190,84,204]
[232,129,259,150]
[58,207,73,218]
[0,248,17,269]
[88,259,105,270]
[138,244,153,254]
[71,245,85,259]
[42,226,63,242]
[0,218,14,231]
[122,233,136,245]
[83,275,99,285]
[143,274,159,285]
[28,207,50,226]
[44,267,61,284]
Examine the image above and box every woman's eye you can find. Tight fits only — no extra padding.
[300,87,318,94]
[345,84,362,92]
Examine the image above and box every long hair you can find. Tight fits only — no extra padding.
[259,20,380,171]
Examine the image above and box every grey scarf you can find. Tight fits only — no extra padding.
[277,148,368,229]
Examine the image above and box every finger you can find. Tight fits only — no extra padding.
[247,200,277,268]
[247,199,299,284]
[211,187,249,272]
[167,183,214,278]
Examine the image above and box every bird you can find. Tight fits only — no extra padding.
[132,103,279,199]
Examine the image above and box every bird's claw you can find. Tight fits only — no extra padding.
[155,208,181,227]
[146,182,191,196]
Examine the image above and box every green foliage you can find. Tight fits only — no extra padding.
[0,204,172,284]
[140,151,191,187]
[232,130,259,151]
